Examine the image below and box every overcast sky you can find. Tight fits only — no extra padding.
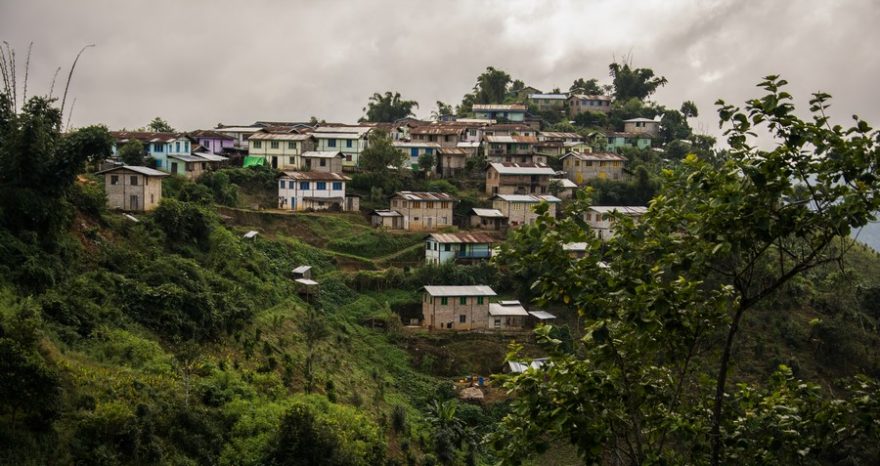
[2,0,879,138]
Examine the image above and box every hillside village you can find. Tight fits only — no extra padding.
[99,67,676,332]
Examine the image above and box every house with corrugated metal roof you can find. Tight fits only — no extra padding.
[277,171,357,212]
[491,194,561,227]
[189,130,236,155]
[97,165,168,212]
[483,135,545,164]
[422,285,497,330]
[392,141,441,170]
[369,209,404,229]
[623,118,660,136]
[436,147,469,177]
[311,125,372,169]
[110,131,194,171]
[247,131,316,170]
[469,208,508,231]
[424,232,496,265]
[489,300,530,330]
[388,191,456,231]
[473,104,526,122]
[485,162,556,195]
[568,94,612,117]
[560,151,627,184]
[409,125,468,147]
[528,93,567,111]
[300,151,345,173]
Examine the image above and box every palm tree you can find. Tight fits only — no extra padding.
[425,399,475,465]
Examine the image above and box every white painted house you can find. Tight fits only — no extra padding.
[277,171,356,211]
[425,232,496,265]
[584,206,648,240]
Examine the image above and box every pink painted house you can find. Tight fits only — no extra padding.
[189,130,236,155]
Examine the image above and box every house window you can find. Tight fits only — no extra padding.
[459,297,467,305]
[320,159,326,167]
[154,143,164,152]
[328,139,337,147]
[425,241,431,250]
[477,297,484,305]
[444,244,451,252]
[280,180,286,189]
[426,148,433,155]
[289,156,295,164]
[176,142,180,152]
[332,182,342,190]
[130,176,138,186]
[459,315,466,323]
[300,181,309,189]
[110,175,119,185]
[440,297,448,305]
[317,181,327,190]
[270,141,279,149]
[288,142,295,149]
[345,154,352,161]
[346,139,353,148]
[185,142,189,152]
[253,141,262,149]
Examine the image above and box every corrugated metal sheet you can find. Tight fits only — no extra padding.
[485,135,538,144]
[301,151,344,159]
[96,165,168,177]
[423,285,497,297]
[428,232,496,244]
[248,132,313,141]
[280,171,350,181]
[370,209,402,217]
[493,194,561,203]
[394,191,456,201]
[471,208,506,218]
[589,206,648,215]
[560,152,626,161]
[473,104,526,111]
[528,310,557,320]
[489,162,555,175]
[489,301,529,316]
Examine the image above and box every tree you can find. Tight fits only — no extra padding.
[147,117,174,132]
[425,399,475,465]
[572,111,607,129]
[118,139,146,166]
[0,94,112,239]
[418,152,435,174]
[359,130,406,173]
[362,91,418,122]
[609,61,668,101]
[657,109,692,145]
[492,77,880,465]
[431,101,454,120]
[469,66,511,105]
[570,78,603,95]
[680,100,699,118]
[301,306,328,394]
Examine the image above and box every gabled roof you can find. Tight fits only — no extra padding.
[188,130,235,140]
[423,285,497,297]
[488,162,555,175]
[623,117,658,123]
[168,153,208,162]
[428,232,496,244]
[192,152,229,162]
[528,93,568,100]
[410,125,466,136]
[550,178,578,188]
[560,151,626,161]
[248,132,314,141]
[492,194,561,203]
[96,165,169,177]
[370,209,403,217]
[473,104,527,112]
[292,265,312,274]
[528,310,556,320]
[301,151,344,159]
[485,135,538,144]
[437,147,469,156]
[280,171,351,181]
[312,125,372,136]
[393,142,442,149]
[110,131,191,143]
[393,191,457,201]
[214,126,263,133]
[569,94,612,101]
[489,300,529,316]
[588,206,648,215]
[470,208,506,218]
[539,131,582,140]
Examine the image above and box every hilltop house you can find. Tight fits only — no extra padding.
[422,285,497,330]
[189,130,236,155]
[473,104,526,122]
[277,171,357,211]
[110,131,194,171]
[585,206,648,240]
[300,151,345,172]
[560,151,627,184]
[623,118,660,137]
[469,208,508,231]
[409,125,467,147]
[311,126,372,168]
[247,132,316,170]
[424,232,496,265]
[528,93,567,111]
[97,165,168,212]
[388,191,456,231]
[603,131,653,152]
[484,135,546,164]
[392,141,441,170]
[491,194,561,226]
[568,94,612,117]
[485,162,556,195]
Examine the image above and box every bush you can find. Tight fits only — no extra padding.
[69,179,107,217]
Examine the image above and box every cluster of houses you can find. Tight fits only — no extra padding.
[420,285,556,331]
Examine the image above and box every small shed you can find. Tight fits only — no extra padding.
[295,278,320,300]
[488,300,530,330]
[370,209,404,229]
[292,265,312,280]
[507,358,549,374]
[470,208,508,230]
[528,310,557,327]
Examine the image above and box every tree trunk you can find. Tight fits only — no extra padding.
[710,304,745,466]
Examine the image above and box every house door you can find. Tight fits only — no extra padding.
[272,157,278,169]
[130,195,139,210]
[291,197,296,211]
[426,217,433,228]
[171,162,179,174]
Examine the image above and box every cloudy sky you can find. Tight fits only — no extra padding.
[2,0,879,137]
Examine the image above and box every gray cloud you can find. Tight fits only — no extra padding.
[2,0,878,138]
